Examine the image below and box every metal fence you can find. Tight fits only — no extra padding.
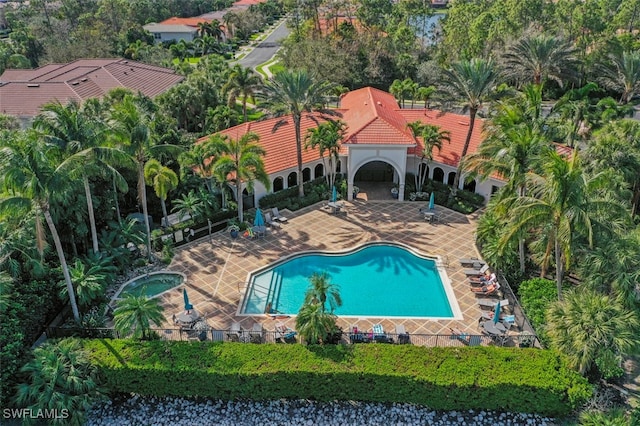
[46,327,539,348]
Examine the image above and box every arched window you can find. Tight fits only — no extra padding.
[273,176,284,192]
[314,164,324,179]
[447,172,456,186]
[463,179,477,193]
[432,167,444,183]
[336,160,341,173]
[287,172,297,188]
[302,168,311,182]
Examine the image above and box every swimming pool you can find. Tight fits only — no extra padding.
[113,271,186,299]
[240,242,461,319]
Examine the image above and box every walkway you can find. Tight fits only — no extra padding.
[158,201,491,339]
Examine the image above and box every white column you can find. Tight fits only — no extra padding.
[347,181,354,201]
[398,182,405,201]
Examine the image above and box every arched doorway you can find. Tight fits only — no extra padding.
[302,168,311,182]
[242,188,255,210]
[314,164,324,179]
[463,179,477,193]
[351,160,402,200]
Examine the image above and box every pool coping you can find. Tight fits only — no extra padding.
[110,271,187,305]
[237,241,463,320]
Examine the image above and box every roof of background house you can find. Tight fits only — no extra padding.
[0,59,184,117]
[159,17,212,27]
[142,23,199,33]
[198,87,486,175]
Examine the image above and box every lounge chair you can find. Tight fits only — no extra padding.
[249,323,265,343]
[395,324,410,344]
[450,327,472,345]
[469,272,497,287]
[477,298,509,309]
[227,322,241,342]
[271,207,288,222]
[459,258,486,268]
[372,324,393,343]
[349,324,369,344]
[463,264,489,276]
[264,212,281,228]
[275,323,297,343]
[471,282,500,295]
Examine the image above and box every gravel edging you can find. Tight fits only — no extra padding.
[86,396,558,426]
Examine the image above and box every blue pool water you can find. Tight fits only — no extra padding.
[242,244,454,318]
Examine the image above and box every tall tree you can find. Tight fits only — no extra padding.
[438,58,498,193]
[211,132,269,223]
[304,120,345,191]
[502,150,627,300]
[144,159,179,228]
[407,122,450,192]
[501,33,578,87]
[598,50,640,104]
[259,70,337,198]
[34,100,129,255]
[109,95,181,260]
[223,65,262,122]
[0,137,81,321]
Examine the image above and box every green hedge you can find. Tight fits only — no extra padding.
[518,278,558,345]
[81,339,591,416]
[258,176,331,211]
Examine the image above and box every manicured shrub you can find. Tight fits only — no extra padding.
[519,278,557,344]
[81,340,591,416]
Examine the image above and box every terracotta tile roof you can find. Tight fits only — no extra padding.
[232,0,268,6]
[399,109,484,167]
[341,87,415,146]
[159,17,213,27]
[0,59,183,118]
[198,87,487,175]
[198,114,334,175]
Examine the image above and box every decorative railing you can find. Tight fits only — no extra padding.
[45,327,539,348]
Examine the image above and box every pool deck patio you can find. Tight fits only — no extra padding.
[158,200,489,338]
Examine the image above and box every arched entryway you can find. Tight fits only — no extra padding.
[314,164,324,179]
[350,160,405,201]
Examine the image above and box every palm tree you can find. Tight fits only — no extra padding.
[113,294,165,339]
[464,89,552,272]
[598,50,640,104]
[58,259,116,309]
[295,302,338,344]
[223,65,262,122]
[34,100,130,255]
[501,150,627,300]
[407,122,450,192]
[109,94,182,260]
[438,58,498,193]
[0,136,81,322]
[259,70,338,198]
[546,288,639,376]
[303,272,342,313]
[16,339,105,426]
[144,159,179,228]
[501,33,578,87]
[211,132,269,223]
[584,119,640,217]
[304,120,345,191]
[179,139,221,196]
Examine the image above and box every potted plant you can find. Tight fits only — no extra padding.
[390,186,399,199]
[228,221,240,239]
[352,185,360,199]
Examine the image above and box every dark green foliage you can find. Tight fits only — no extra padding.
[414,178,485,214]
[519,278,557,343]
[81,340,591,416]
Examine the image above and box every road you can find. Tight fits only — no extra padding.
[236,19,290,70]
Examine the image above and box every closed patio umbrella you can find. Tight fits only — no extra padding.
[183,288,193,311]
[428,192,435,210]
[254,209,265,227]
[493,299,501,325]
[331,186,337,203]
